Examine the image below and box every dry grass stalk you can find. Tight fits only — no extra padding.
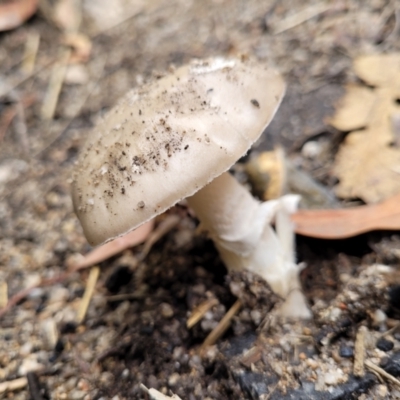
[202,299,242,348]
[272,3,331,34]
[22,32,40,75]
[40,48,71,120]
[77,266,100,324]
[0,281,7,308]
[187,297,218,329]
[365,359,400,388]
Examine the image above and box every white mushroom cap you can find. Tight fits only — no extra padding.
[72,57,285,246]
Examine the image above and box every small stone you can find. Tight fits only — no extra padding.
[302,327,312,336]
[376,337,394,352]
[18,356,45,375]
[250,309,262,325]
[64,64,89,85]
[375,384,388,397]
[168,372,180,386]
[121,369,129,379]
[339,344,354,358]
[371,309,387,328]
[299,352,307,361]
[323,368,345,385]
[70,390,86,400]
[306,358,319,370]
[302,140,321,159]
[160,303,174,319]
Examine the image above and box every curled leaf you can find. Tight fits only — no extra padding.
[292,193,400,239]
[0,0,38,31]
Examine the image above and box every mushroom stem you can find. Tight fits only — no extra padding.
[187,172,311,318]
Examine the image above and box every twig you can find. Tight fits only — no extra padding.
[187,297,219,329]
[202,299,242,348]
[106,291,148,302]
[264,381,280,400]
[365,359,400,388]
[77,266,100,324]
[354,325,367,377]
[378,322,400,339]
[0,377,28,393]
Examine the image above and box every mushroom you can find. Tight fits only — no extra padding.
[71,57,311,318]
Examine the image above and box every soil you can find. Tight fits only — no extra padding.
[1,0,400,399]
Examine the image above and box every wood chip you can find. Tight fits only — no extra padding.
[77,266,100,324]
[202,299,242,348]
[187,297,218,329]
[354,325,367,377]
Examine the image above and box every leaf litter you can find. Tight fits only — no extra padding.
[330,53,400,204]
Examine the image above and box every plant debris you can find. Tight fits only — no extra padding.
[331,53,400,203]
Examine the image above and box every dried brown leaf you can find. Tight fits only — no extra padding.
[0,0,38,31]
[327,85,375,132]
[332,53,400,203]
[73,219,155,270]
[354,54,400,87]
[292,193,400,239]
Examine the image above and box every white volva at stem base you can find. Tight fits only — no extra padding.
[187,172,311,319]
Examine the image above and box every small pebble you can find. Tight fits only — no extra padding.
[376,337,394,352]
[168,372,180,386]
[339,344,354,358]
[375,384,388,398]
[371,309,387,328]
[323,368,345,385]
[302,140,321,159]
[160,303,174,319]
